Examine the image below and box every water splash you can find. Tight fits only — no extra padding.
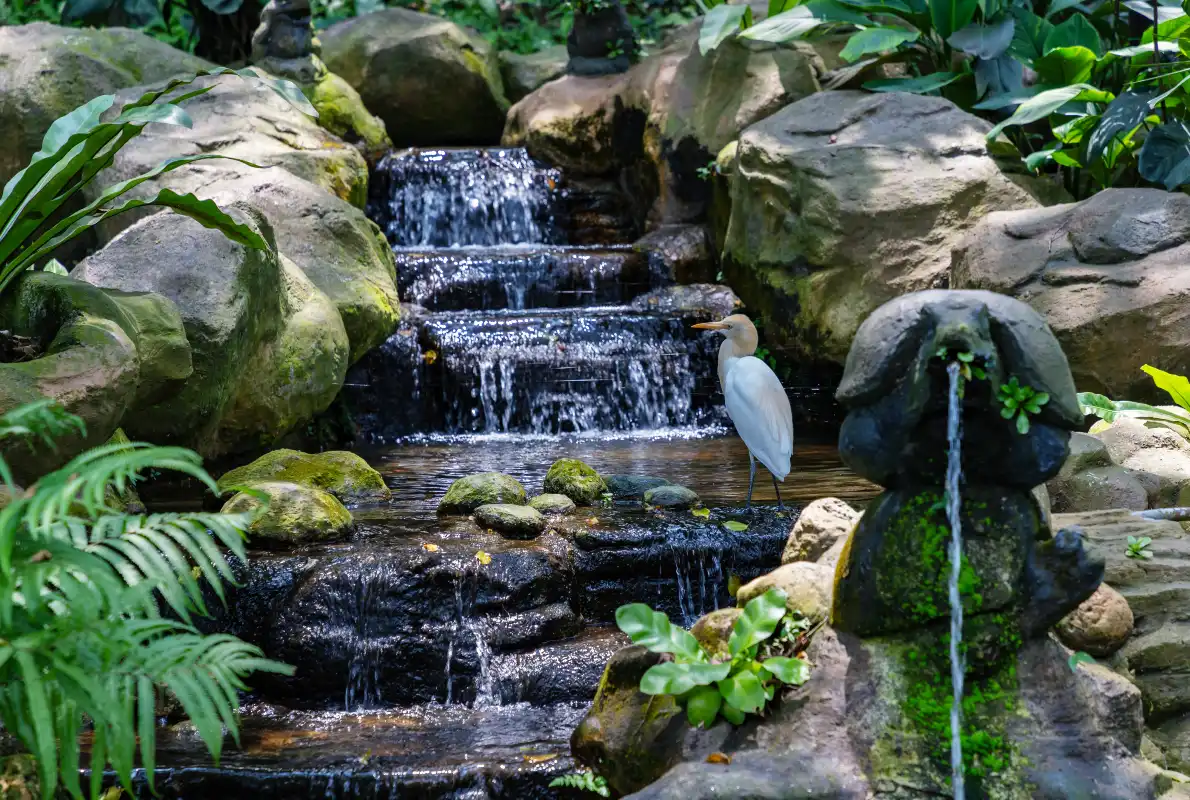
[369,148,564,247]
[945,361,966,800]
[672,550,724,626]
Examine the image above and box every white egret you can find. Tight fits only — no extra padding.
[693,314,794,510]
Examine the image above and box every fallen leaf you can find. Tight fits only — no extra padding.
[587,517,599,525]
[475,550,492,565]
[422,350,438,365]
[522,753,559,764]
[691,507,711,519]
[359,749,372,766]
[422,543,440,552]
[727,574,742,597]
[723,520,749,532]
[706,752,732,764]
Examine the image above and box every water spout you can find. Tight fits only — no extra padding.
[945,361,966,800]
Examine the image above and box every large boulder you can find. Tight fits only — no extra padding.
[736,561,833,621]
[218,448,390,505]
[320,8,510,146]
[782,497,859,564]
[0,23,212,187]
[221,480,353,548]
[503,14,830,225]
[474,503,547,539]
[952,188,1190,402]
[74,205,345,458]
[86,73,369,218]
[721,91,1050,366]
[0,271,189,479]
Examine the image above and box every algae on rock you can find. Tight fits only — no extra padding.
[543,458,607,505]
[439,472,527,514]
[218,448,390,505]
[222,480,354,547]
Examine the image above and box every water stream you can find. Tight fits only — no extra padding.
[945,362,966,800]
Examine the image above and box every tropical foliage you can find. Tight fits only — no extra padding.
[615,589,813,728]
[0,67,314,303]
[549,770,611,796]
[0,399,292,799]
[1079,364,1190,438]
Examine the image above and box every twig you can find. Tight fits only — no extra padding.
[1133,507,1190,521]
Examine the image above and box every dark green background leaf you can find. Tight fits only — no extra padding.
[948,16,1015,58]
[1083,90,1157,163]
[1139,121,1190,189]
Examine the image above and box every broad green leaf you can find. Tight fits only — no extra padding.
[1025,146,1060,169]
[1043,13,1103,54]
[1105,41,1180,58]
[123,0,163,26]
[948,16,1016,58]
[199,0,244,12]
[761,656,813,685]
[840,26,919,61]
[615,603,705,660]
[641,661,732,695]
[729,588,788,655]
[61,0,116,21]
[1053,114,1099,145]
[805,0,874,23]
[975,53,1024,99]
[834,0,915,12]
[685,684,723,727]
[720,700,747,724]
[739,5,822,40]
[1068,650,1095,671]
[986,83,1095,139]
[1142,13,1190,42]
[700,4,751,54]
[1045,0,1083,16]
[1035,45,1098,84]
[768,0,793,16]
[864,71,963,93]
[718,669,768,713]
[691,507,711,519]
[1009,7,1055,62]
[1084,91,1158,163]
[1141,364,1190,411]
[724,520,749,532]
[930,0,979,39]
[1138,121,1190,189]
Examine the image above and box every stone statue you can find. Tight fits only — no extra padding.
[831,290,1105,658]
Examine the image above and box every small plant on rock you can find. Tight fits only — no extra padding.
[615,588,812,728]
[549,770,611,797]
[1126,535,1154,560]
[998,376,1049,435]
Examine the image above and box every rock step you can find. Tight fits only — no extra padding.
[344,305,723,437]
[393,245,659,311]
[114,701,585,799]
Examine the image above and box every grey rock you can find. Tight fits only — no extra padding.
[782,497,859,564]
[1051,465,1150,513]
[474,503,548,539]
[605,474,670,500]
[499,45,567,102]
[643,484,700,509]
[529,493,577,515]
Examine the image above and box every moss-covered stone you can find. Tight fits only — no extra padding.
[529,493,576,515]
[543,458,607,505]
[319,8,510,146]
[303,70,392,159]
[221,480,353,547]
[643,484,700,509]
[474,503,547,539]
[438,472,527,514]
[218,448,390,505]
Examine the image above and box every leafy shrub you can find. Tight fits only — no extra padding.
[615,588,812,728]
[1079,364,1190,438]
[0,67,315,303]
[0,399,292,799]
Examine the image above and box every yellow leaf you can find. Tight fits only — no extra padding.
[587,517,599,525]
[522,753,558,763]
[475,550,492,565]
[423,349,438,365]
[422,543,440,552]
[723,520,749,532]
[691,507,711,519]
[727,574,742,597]
[706,752,732,764]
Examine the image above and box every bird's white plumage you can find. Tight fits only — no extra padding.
[723,355,793,480]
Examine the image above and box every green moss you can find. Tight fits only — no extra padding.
[543,458,607,505]
[221,480,353,547]
[439,472,527,514]
[218,449,390,505]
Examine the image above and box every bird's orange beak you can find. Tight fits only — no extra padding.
[692,321,729,330]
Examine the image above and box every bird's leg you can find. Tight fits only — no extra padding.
[771,474,786,512]
[746,452,757,512]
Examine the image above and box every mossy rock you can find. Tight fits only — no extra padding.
[529,493,576,515]
[605,474,669,500]
[304,70,392,159]
[691,607,742,659]
[543,458,607,505]
[474,503,547,539]
[643,484,700,509]
[439,471,527,514]
[218,448,390,505]
[221,481,353,547]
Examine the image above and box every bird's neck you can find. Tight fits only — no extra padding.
[717,337,752,388]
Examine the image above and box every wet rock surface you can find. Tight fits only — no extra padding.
[222,481,354,548]
[439,472,528,513]
[219,448,392,506]
[642,484,699,508]
[543,458,608,505]
[475,503,548,539]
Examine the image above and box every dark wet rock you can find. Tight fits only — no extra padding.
[222,482,354,548]
[634,225,714,284]
[489,627,628,705]
[219,448,391,506]
[475,503,548,539]
[567,1,637,76]
[1052,465,1149,513]
[642,484,700,509]
[630,284,739,323]
[690,608,741,659]
[543,458,607,505]
[568,506,787,624]
[439,472,527,514]
[529,493,577,515]
[605,474,669,500]
[1056,582,1135,657]
[782,497,859,564]
[737,562,832,621]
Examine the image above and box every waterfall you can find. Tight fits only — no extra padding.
[945,362,966,800]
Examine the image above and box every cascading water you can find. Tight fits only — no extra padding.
[945,361,966,800]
